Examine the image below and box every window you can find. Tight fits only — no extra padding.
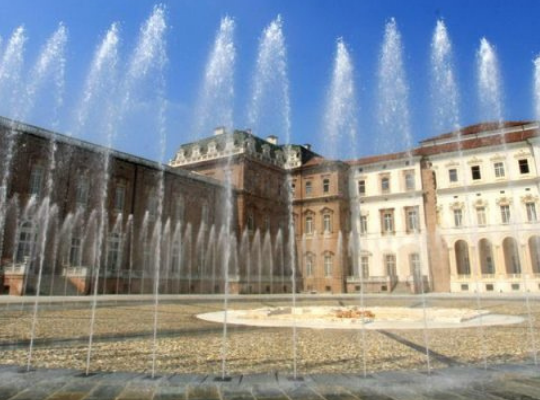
[410,253,421,278]
[526,203,537,222]
[500,205,511,224]
[361,256,369,278]
[305,181,312,196]
[454,209,463,227]
[107,233,122,271]
[305,215,313,234]
[385,254,396,276]
[323,178,330,194]
[494,162,505,178]
[324,254,332,276]
[476,207,486,226]
[519,159,530,174]
[358,180,366,196]
[405,172,415,191]
[247,212,255,231]
[264,216,271,231]
[306,254,314,276]
[175,197,184,221]
[382,210,394,234]
[323,213,332,233]
[148,194,159,219]
[471,165,481,180]
[114,185,125,212]
[75,180,89,208]
[201,203,209,226]
[381,176,390,193]
[448,168,458,183]
[406,207,419,232]
[360,216,368,235]
[171,240,180,273]
[16,221,37,263]
[29,166,44,198]
[69,237,81,266]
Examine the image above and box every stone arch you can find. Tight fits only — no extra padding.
[454,240,470,275]
[502,237,521,274]
[478,238,495,275]
[528,235,540,274]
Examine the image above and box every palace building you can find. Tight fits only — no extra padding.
[0,116,539,295]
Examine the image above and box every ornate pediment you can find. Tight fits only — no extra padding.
[473,198,488,208]
[449,201,464,210]
[467,156,483,165]
[496,196,513,206]
[320,207,334,215]
[521,194,539,204]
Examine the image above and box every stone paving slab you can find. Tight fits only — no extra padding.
[0,364,540,399]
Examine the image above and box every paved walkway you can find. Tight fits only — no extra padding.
[1,364,540,400]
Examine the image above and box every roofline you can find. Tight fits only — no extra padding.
[0,116,227,189]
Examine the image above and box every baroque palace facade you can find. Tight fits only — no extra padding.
[0,117,539,295]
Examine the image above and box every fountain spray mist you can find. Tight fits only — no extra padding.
[25,23,68,371]
[192,16,235,139]
[323,37,366,376]
[0,27,27,270]
[378,18,431,374]
[249,15,295,378]
[478,38,537,367]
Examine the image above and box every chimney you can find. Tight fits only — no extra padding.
[267,135,278,145]
[214,126,226,136]
[304,143,312,151]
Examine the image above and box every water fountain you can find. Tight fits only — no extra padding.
[0,7,539,399]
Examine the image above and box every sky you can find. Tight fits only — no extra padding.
[0,0,539,162]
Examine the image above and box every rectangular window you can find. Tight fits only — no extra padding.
[406,207,419,232]
[454,209,463,227]
[494,162,505,178]
[69,237,81,266]
[382,211,394,234]
[360,215,368,235]
[324,255,332,276]
[75,181,89,208]
[323,178,330,194]
[305,181,312,196]
[361,256,369,278]
[381,177,390,193]
[526,203,537,222]
[358,180,366,196]
[385,254,396,276]
[305,216,313,234]
[476,207,486,226]
[114,186,125,212]
[29,166,44,198]
[405,172,415,191]
[410,253,421,277]
[448,168,458,183]
[323,214,332,233]
[519,159,530,174]
[500,205,511,224]
[471,165,482,180]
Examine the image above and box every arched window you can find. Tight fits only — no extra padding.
[455,240,470,275]
[479,239,495,275]
[16,221,37,263]
[503,237,521,274]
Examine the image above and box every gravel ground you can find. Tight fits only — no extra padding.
[0,296,537,375]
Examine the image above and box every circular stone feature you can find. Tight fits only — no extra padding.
[197,306,524,330]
